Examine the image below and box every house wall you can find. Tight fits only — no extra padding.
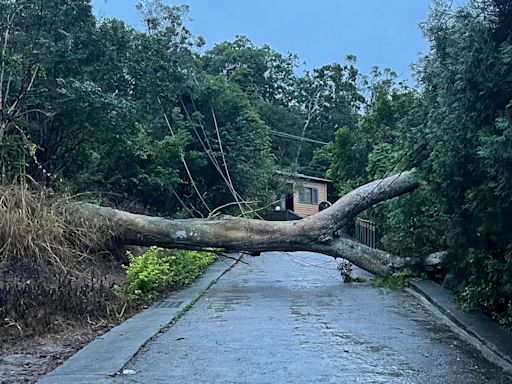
[293,180,328,217]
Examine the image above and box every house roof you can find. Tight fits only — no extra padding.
[276,170,332,183]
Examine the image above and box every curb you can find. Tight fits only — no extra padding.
[37,254,243,384]
[408,280,512,375]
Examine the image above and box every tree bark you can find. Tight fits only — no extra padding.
[80,171,440,276]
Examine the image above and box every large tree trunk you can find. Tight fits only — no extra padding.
[81,171,440,276]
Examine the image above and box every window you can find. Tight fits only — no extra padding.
[298,187,318,205]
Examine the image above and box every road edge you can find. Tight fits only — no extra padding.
[37,253,243,384]
[407,280,512,375]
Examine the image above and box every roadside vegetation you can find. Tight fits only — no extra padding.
[372,269,418,290]
[0,0,511,349]
[0,183,128,339]
[0,184,216,341]
[124,247,217,303]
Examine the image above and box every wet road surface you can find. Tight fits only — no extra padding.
[115,252,510,383]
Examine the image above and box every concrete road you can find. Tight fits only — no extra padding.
[115,252,509,384]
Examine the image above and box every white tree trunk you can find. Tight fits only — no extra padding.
[81,171,440,276]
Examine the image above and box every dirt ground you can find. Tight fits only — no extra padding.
[0,258,139,384]
[0,326,111,384]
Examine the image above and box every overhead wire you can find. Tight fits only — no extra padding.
[283,251,339,271]
[186,73,258,217]
[339,128,429,226]
[158,97,212,215]
[177,95,263,218]
[210,106,246,215]
[269,130,328,145]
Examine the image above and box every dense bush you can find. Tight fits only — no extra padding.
[414,0,512,328]
[124,247,217,302]
[323,0,512,328]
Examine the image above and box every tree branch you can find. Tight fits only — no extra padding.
[78,171,426,276]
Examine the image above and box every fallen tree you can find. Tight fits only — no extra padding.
[81,171,443,276]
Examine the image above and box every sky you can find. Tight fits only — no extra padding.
[91,0,435,84]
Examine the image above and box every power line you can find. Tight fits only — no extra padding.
[270,130,328,145]
[333,129,429,231]
[269,130,329,145]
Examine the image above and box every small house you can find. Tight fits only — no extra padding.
[275,171,331,218]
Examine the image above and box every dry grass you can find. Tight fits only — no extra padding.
[0,182,136,340]
[0,182,113,270]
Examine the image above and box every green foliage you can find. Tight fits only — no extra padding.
[323,0,512,327]
[0,1,278,217]
[325,69,419,195]
[373,269,417,290]
[191,75,276,209]
[454,248,512,329]
[326,126,371,195]
[415,0,512,327]
[124,247,216,302]
[203,35,298,104]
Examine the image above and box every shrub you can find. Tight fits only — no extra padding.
[125,247,216,302]
[452,248,512,330]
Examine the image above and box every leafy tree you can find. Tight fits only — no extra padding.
[416,0,512,327]
[176,74,275,213]
[299,58,364,176]
[0,0,97,179]
[324,68,416,194]
[203,36,298,105]
[326,0,512,327]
